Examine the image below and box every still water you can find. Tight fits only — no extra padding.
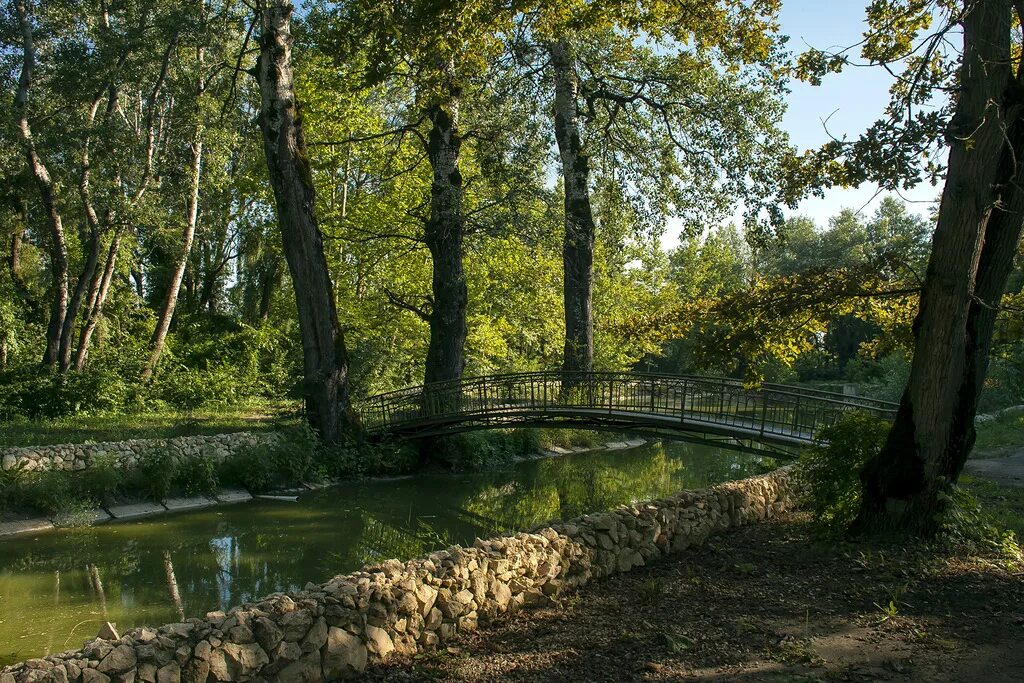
[0,441,775,664]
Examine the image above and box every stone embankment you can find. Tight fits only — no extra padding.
[0,467,796,683]
[0,432,280,474]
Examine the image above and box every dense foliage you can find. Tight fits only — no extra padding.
[0,0,1021,445]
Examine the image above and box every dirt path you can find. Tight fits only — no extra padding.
[965,453,1024,487]
[365,516,1024,682]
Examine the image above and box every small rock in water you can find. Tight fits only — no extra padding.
[96,622,120,640]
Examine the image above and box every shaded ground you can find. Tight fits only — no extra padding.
[365,514,1024,682]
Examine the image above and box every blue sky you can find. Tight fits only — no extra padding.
[665,0,943,248]
[778,0,941,223]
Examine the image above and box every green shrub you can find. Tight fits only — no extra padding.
[132,449,177,502]
[940,484,1022,560]
[80,454,124,506]
[219,427,318,491]
[21,469,77,515]
[174,452,219,497]
[796,411,891,533]
[538,428,600,449]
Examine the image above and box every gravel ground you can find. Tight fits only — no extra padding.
[363,514,1024,682]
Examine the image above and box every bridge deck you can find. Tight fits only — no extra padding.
[357,372,896,454]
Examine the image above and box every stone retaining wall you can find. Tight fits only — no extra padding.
[0,432,282,474]
[0,466,797,683]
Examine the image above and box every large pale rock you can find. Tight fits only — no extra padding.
[301,618,328,653]
[98,645,137,675]
[82,670,111,683]
[364,625,394,659]
[207,642,269,681]
[155,662,179,683]
[322,628,367,679]
[279,609,314,642]
[253,617,282,653]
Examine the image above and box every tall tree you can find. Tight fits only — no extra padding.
[334,0,520,388]
[422,74,469,385]
[255,0,356,442]
[13,0,68,367]
[797,0,1024,534]
[143,1,207,380]
[548,41,595,380]
[531,0,795,380]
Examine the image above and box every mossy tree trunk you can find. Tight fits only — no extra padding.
[255,0,356,444]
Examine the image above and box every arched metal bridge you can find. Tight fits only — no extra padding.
[357,372,897,457]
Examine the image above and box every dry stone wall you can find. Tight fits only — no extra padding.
[0,432,282,474]
[0,466,797,683]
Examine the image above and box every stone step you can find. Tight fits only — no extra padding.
[0,517,54,538]
[164,496,217,512]
[214,489,253,504]
[106,502,167,520]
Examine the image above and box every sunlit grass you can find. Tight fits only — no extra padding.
[0,401,300,448]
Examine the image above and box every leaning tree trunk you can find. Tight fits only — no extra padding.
[143,32,205,380]
[950,72,1024,466]
[14,0,68,368]
[74,227,124,370]
[422,91,468,387]
[854,0,1014,536]
[549,42,596,386]
[143,134,202,380]
[255,0,355,443]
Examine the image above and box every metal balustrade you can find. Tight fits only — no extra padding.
[356,372,897,454]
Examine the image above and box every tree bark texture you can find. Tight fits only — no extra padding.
[256,0,354,443]
[855,0,1015,535]
[14,0,69,368]
[422,91,468,387]
[549,42,596,381]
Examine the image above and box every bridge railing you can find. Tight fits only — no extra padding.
[357,372,897,444]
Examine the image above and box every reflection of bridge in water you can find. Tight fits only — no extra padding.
[358,372,897,456]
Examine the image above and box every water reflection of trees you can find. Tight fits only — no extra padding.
[462,443,776,532]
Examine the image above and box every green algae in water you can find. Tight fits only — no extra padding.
[0,441,775,665]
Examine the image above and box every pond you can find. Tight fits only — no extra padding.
[0,440,777,665]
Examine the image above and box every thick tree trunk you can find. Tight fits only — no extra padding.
[422,93,468,386]
[256,0,354,443]
[854,0,1014,536]
[549,42,596,383]
[949,74,1024,464]
[14,0,68,368]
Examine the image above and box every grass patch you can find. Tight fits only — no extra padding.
[0,401,298,448]
[960,474,1024,541]
[972,412,1024,458]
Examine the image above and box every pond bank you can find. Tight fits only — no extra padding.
[0,437,651,538]
[0,440,782,675]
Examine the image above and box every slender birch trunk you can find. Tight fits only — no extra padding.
[13,0,68,368]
